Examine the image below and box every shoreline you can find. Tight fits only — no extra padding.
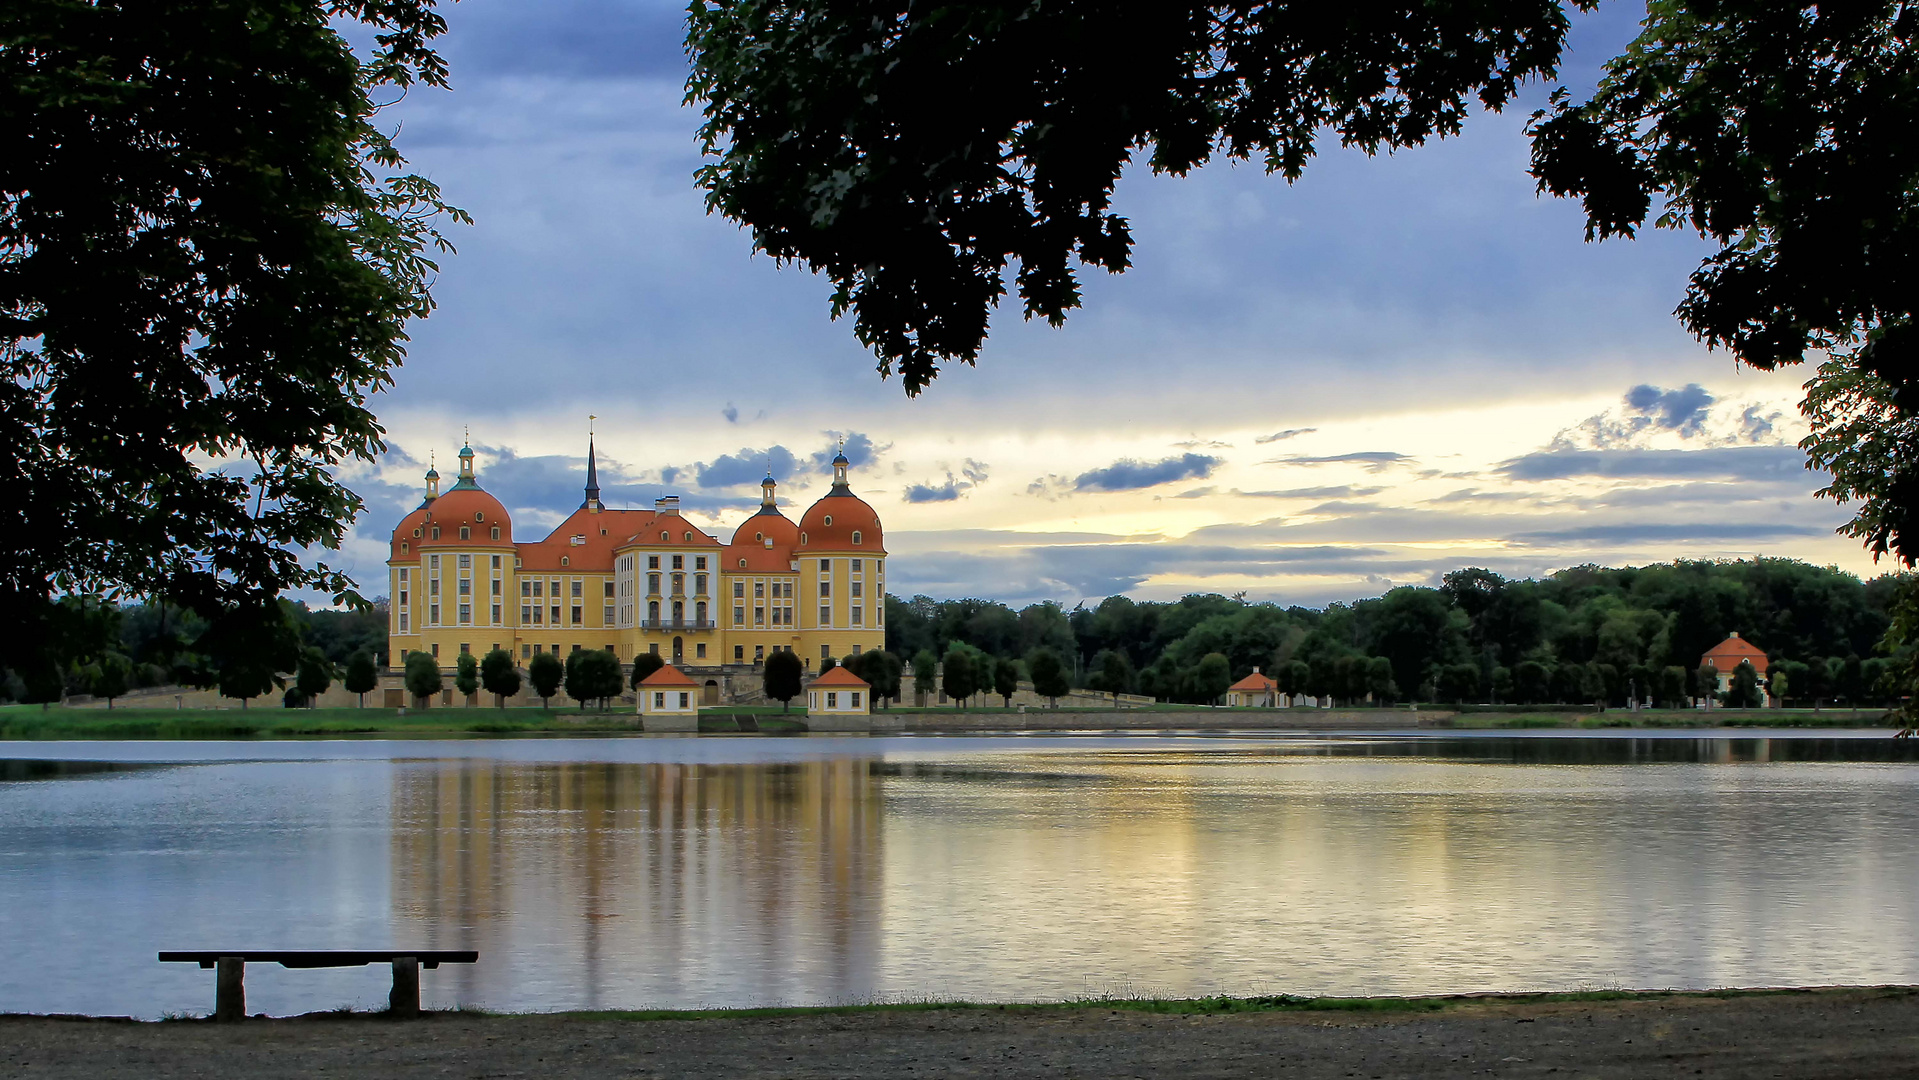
[0,703,1895,740]
[7,986,1916,1079]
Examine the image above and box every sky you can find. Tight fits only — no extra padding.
[328,0,1880,609]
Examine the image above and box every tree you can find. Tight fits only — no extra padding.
[1490,665,1513,706]
[688,0,1578,394]
[820,655,838,671]
[1285,661,1312,705]
[912,648,939,704]
[91,653,131,709]
[994,657,1021,708]
[454,652,480,703]
[941,646,978,708]
[480,648,521,708]
[1513,660,1550,705]
[344,650,378,708]
[1767,664,1790,707]
[763,649,803,712]
[1367,657,1399,706]
[1533,2,1919,571]
[528,652,563,710]
[403,651,441,708]
[1694,663,1719,707]
[568,649,623,709]
[861,650,905,709]
[630,652,665,690]
[3,1,466,696]
[1191,653,1232,706]
[295,647,334,708]
[1088,648,1134,707]
[1440,663,1481,705]
[1657,665,1688,709]
[1725,660,1764,709]
[1027,647,1069,708]
[1803,656,1834,710]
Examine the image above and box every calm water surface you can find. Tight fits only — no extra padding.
[2,732,1916,1017]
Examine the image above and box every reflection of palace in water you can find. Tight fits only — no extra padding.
[389,758,883,1010]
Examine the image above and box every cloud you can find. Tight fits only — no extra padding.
[1266,451,1411,471]
[1173,486,1217,499]
[1074,453,1222,492]
[1740,404,1782,443]
[1498,445,1808,481]
[903,478,967,503]
[1509,522,1827,547]
[1173,438,1234,449]
[1625,383,1715,435]
[1254,428,1318,444]
[694,446,801,489]
[722,403,739,424]
[1238,485,1384,499]
[812,431,889,473]
[961,459,990,484]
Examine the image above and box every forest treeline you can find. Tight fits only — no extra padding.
[885,559,1907,708]
[0,599,387,706]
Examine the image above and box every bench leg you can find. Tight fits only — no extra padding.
[389,956,420,1017]
[215,957,245,1022]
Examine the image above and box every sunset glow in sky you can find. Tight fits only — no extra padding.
[331,1,1878,608]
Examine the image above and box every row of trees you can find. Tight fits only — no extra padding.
[886,559,1911,708]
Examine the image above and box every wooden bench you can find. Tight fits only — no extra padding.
[158,951,478,1020]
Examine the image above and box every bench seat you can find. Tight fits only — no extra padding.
[159,950,477,1019]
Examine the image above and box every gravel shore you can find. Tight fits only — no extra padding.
[4,988,1915,1079]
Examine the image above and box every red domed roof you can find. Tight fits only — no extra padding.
[390,504,433,560]
[798,491,884,553]
[414,488,514,548]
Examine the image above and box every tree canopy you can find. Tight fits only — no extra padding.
[3,0,464,694]
[688,0,1580,393]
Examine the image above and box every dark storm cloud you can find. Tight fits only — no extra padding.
[1498,445,1807,481]
[1267,452,1411,471]
[1624,382,1715,435]
[1075,453,1221,492]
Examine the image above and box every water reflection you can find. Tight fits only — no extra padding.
[1,735,1917,1017]
[389,760,882,1010]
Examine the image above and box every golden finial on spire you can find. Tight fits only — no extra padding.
[589,413,597,435]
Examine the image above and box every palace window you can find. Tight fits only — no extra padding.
[492,555,501,569]
[671,555,683,570]
[491,604,501,624]
[429,579,440,597]
[459,603,471,624]
[399,614,409,632]
[735,645,744,661]
[491,579,501,596]
[696,601,708,623]
[734,581,745,598]
[755,607,765,625]
[458,578,470,596]
[399,590,409,607]
[820,606,831,625]
[571,605,583,625]
[695,556,706,570]
[851,581,862,598]
[755,645,764,661]
[550,605,561,624]
[522,645,531,659]
[648,573,661,594]
[852,607,863,626]
[696,643,707,659]
[819,581,830,598]
[458,554,471,568]
[571,579,583,598]
[648,555,660,569]
[754,581,764,598]
[603,605,615,624]
[522,605,533,624]
[671,572,684,594]
[694,573,707,594]
[429,554,440,570]
[819,559,830,572]
[604,580,615,598]
[648,600,660,621]
[827,692,838,709]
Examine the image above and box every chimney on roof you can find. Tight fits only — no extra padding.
[1253,665,1260,674]
[655,495,681,517]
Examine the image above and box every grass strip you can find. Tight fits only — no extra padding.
[457,985,1916,1023]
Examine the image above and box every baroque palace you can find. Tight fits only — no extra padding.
[387,438,886,704]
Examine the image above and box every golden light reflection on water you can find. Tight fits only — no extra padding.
[375,745,1919,1010]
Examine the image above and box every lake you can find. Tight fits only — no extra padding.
[2,731,1915,1018]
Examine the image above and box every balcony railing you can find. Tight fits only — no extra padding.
[639,618,716,630]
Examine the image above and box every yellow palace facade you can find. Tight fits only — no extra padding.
[386,439,888,697]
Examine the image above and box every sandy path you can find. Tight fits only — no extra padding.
[4,989,1916,1079]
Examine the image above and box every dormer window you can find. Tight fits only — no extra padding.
[401,542,409,554]
[561,556,570,567]
[491,527,500,540]
[800,532,807,544]
[684,531,693,542]
[823,515,833,527]
[431,526,441,540]
[852,531,862,545]
[413,527,421,538]
[755,532,763,542]
[661,531,669,541]
[738,559,747,568]
[459,526,470,540]
[475,512,484,522]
